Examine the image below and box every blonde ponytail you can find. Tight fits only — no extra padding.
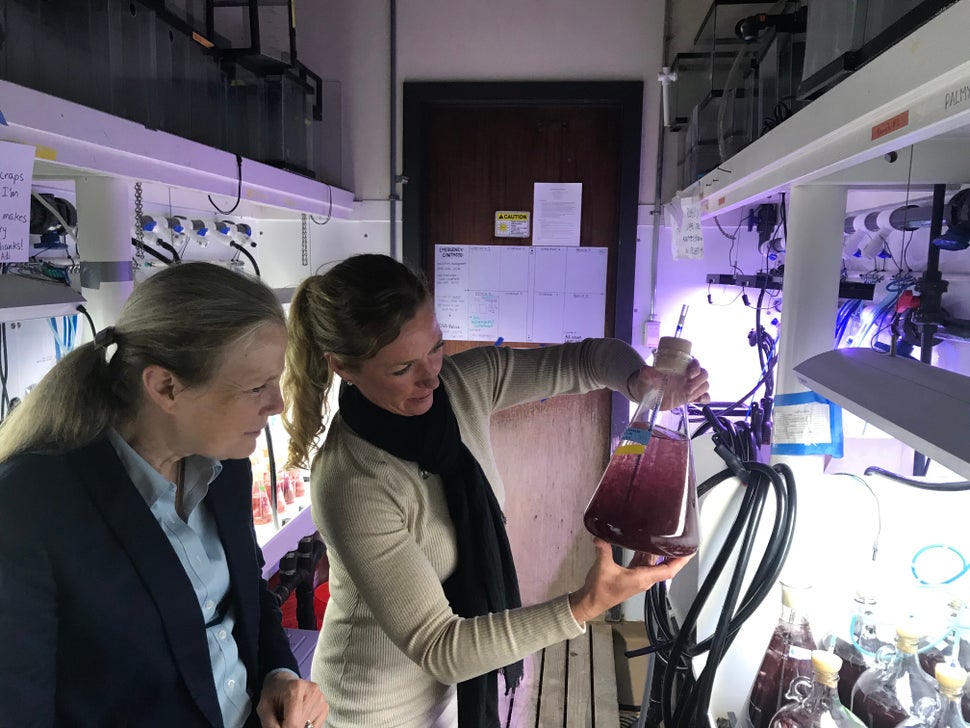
[281,255,431,469]
[282,278,334,469]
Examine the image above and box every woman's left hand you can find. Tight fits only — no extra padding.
[627,358,710,409]
[256,670,328,728]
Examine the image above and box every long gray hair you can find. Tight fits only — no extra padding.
[0,262,285,461]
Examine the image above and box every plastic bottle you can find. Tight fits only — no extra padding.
[819,590,893,707]
[741,582,818,728]
[280,471,296,504]
[769,650,865,727]
[851,623,943,728]
[291,469,306,498]
[919,600,970,722]
[583,336,698,557]
[252,478,272,526]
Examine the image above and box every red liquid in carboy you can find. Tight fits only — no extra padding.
[584,425,698,557]
[746,621,816,728]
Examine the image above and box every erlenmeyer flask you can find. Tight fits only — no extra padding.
[740,581,818,728]
[583,336,698,557]
[769,650,865,727]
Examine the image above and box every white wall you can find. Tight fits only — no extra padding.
[296,0,666,206]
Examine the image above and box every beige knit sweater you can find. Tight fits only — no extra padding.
[310,338,645,727]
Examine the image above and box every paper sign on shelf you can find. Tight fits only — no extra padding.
[672,194,704,260]
[0,140,35,263]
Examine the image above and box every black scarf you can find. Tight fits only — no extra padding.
[339,381,523,728]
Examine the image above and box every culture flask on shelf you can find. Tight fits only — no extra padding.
[819,590,893,708]
[919,600,970,723]
[583,336,698,557]
[740,582,818,728]
[768,650,865,727]
[897,663,970,728]
[851,623,943,728]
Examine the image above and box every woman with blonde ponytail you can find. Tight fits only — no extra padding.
[0,262,327,728]
[282,253,710,728]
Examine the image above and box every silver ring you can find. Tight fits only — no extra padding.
[304,722,314,728]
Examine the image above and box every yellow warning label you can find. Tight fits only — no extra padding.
[494,210,530,238]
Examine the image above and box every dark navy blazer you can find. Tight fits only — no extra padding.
[0,438,298,727]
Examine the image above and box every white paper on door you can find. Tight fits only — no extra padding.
[434,244,607,344]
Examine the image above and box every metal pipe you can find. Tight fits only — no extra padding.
[647,0,674,327]
[388,0,398,258]
[913,183,947,476]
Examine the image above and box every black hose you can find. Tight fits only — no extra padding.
[76,304,97,340]
[130,238,173,265]
[154,239,181,262]
[863,465,970,491]
[638,415,797,728]
[230,241,261,277]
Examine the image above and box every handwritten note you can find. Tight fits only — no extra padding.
[672,196,705,260]
[0,141,36,263]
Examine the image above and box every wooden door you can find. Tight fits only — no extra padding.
[404,83,642,604]
[422,103,622,609]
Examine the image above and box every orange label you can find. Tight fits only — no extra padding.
[871,110,909,141]
[192,32,214,49]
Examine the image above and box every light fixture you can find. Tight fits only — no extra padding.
[0,275,86,324]
[793,348,970,480]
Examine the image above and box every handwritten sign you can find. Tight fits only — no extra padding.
[434,244,607,343]
[672,196,704,260]
[0,141,36,263]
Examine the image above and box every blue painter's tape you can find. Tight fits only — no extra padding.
[0,110,7,126]
[620,426,653,447]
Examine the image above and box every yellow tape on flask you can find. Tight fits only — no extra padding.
[613,443,646,456]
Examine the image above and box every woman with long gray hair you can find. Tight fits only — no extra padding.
[0,262,327,728]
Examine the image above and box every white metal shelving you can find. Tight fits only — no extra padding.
[681,0,970,218]
[1,79,354,220]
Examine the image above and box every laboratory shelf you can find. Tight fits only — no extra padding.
[0,78,353,221]
[680,0,970,219]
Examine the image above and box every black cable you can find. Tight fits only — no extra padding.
[209,154,243,215]
[130,238,173,265]
[76,305,97,340]
[229,241,261,277]
[309,183,333,225]
[639,410,796,728]
[154,239,181,262]
[0,323,8,420]
[264,424,279,529]
[863,465,970,491]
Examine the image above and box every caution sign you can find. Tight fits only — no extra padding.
[494,211,531,238]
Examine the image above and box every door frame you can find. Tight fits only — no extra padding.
[402,80,644,443]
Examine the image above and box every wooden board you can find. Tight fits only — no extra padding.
[591,622,621,727]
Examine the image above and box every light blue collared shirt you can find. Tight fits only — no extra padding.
[108,431,251,728]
